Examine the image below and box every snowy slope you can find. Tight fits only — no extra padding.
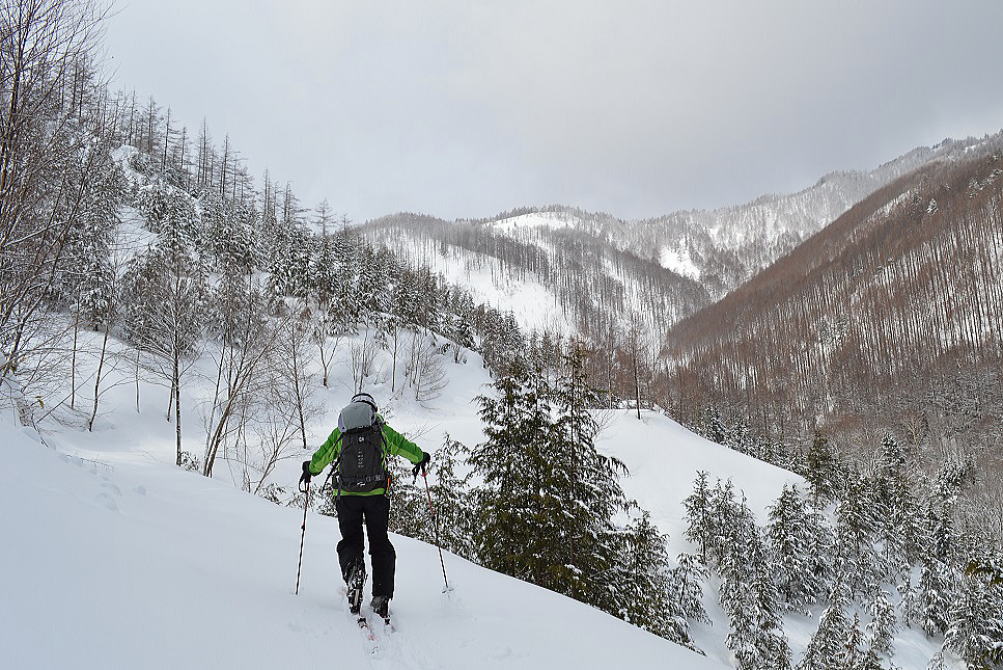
[361,132,1003,337]
[0,416,728,670]
[2,316,952,669]
[596,410,803,554]
[640,133,1003,297]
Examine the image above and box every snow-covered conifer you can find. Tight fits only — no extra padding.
[865,588,897,656]
[684,470,715,563]
[768,484,824,612]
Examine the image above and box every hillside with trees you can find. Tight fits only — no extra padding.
[659,137,1003,534]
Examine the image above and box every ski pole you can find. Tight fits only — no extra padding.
[294,479,310,595]
[420,467,451,592]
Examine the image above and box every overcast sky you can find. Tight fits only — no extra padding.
[101,0,1003,223]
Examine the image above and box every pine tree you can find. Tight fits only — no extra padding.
[718,500,789,670]
[916,558,958,637]
[611,511,684,645]
[799,603,850,670]
[389,435,476,561]
[943,551,1003,668]
[865,588,897,657]
[843,613,865,669]
[673,553,710,625]
[703,407,728,444]
[549,342,629,607]
[684,470,715,563]
[708,478,740,566]
[470,356,627,609]
[835,474,880,596]
[768,484,824,612]
[805,431,840,502]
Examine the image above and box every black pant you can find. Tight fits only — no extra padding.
[335,495,396,598]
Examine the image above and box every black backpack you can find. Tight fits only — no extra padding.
[336,400,387,493]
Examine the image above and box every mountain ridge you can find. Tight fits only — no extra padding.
[357,132,1000,344]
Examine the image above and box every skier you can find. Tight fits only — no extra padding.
[299,392,429,620]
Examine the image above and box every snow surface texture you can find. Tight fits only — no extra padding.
[1,322,953,668]
[0,406,724,670]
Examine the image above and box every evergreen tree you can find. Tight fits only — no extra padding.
[470,356,626,609]
[703,407,728,444]
[673,552,710,626]
[389,435,476,561]
[548,342,629,607]
[799,603,851,670]
[718,501,789,670]
[805,431,840,502]
[708,478,740,565]
[916,558,958,637]
[843,613,865,669]
[611,511,690,646]
[865,588,897,657]
[768,484,824,612]
[943,551,1003,668]
[683,470,714,563]
[835,474,880,596]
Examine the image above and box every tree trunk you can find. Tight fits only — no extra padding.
[70,308,79,410]
[633,352,641,421]
[86,322,110,431]
[134,348,141,412]
[291,338,307,451]
[173,344,182,466]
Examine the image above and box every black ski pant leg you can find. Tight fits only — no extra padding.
[363,496,396,598]
[335,496,365,582]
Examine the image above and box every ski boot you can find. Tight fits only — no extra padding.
[346,560,367,615]
[371,595,390,623]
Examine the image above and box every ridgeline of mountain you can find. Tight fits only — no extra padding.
[358,134,995,343]
[658,131,1003,473]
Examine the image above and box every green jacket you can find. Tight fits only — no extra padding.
[307,416,425,496]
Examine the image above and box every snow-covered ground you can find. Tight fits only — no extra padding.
[1,414,733,670]
[379,231,574,334]
[1,335,731,670]
[1,316,953,669]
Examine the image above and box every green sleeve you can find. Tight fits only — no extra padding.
[308,427,343,475]
[380,422,425,465]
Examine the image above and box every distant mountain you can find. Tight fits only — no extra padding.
[358,134,998,343]
[658,132,1003,457]
[622,135,997,299]
[359,209,710,345]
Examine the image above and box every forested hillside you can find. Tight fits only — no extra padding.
[362,209,709,344]
[627,136,991,299]
[4,3,1003,669]
[359,136,991,351]
[659,136,1003,533]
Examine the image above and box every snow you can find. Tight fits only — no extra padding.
[1,312,953,669]
[658,244,703,281]
[597,410,803,554]
[0,398,725,670]
[383,233,574,334]
[490,211,577,234]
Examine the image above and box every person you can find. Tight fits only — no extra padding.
[300,392,429,619]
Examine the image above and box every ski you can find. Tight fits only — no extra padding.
[357,615,376,641]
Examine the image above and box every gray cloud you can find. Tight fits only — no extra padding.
[102,0,1003,222]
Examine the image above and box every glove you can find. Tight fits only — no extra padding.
[411,452,431,478]
[300,460,313,485]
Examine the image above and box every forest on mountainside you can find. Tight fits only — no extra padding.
[0,0,531,476]
[658,145,1003,536]
[4,2,1003,667]
[363,210,710,344]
